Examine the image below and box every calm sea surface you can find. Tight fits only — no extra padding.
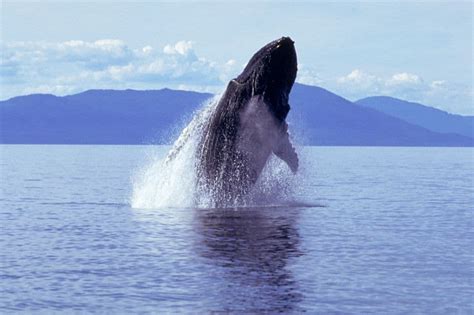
[1,145,473,314]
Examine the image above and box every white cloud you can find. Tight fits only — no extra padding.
[0,39,242,99]
[335,69,424,97]
[296,65,323,86]
[336,69,381,93]
[386,72,422,86]
[330,69,473,115]
[163,40,194,56]
[338,69,375,84]
[1,40,134,72]
[225,59,236,67]
[141,45,153,55]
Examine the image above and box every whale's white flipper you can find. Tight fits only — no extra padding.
[273,123,298,173]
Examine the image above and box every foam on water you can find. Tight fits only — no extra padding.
[131,96,303,209]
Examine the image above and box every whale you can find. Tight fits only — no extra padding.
[196,37,299,206]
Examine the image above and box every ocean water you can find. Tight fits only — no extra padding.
[0,145,473,314]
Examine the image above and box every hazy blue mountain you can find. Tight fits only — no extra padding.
[356,96,473,138]
[288,84,473,146]
[1,84,473,146]
[0,89,212,144]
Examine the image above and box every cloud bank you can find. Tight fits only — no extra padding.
[1,39,472,115]
[1,39,238,97]
[327,69,473,115]
[297,68,472,115]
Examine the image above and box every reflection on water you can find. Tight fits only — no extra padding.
[2,146,473,313]
[193,207,303,313]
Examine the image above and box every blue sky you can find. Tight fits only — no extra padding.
[1,1,472,114]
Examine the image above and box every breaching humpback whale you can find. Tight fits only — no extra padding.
[196,37,299,206]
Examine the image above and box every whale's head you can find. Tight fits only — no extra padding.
[235,37,297,120]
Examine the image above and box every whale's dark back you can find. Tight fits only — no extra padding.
[196,37,298,206]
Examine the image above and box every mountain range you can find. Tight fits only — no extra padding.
[1,83,472,146]
[356,96,473,138]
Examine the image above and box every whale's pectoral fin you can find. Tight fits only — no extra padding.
[273,123,298,173]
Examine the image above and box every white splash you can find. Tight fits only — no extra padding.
[131,96,301,209]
